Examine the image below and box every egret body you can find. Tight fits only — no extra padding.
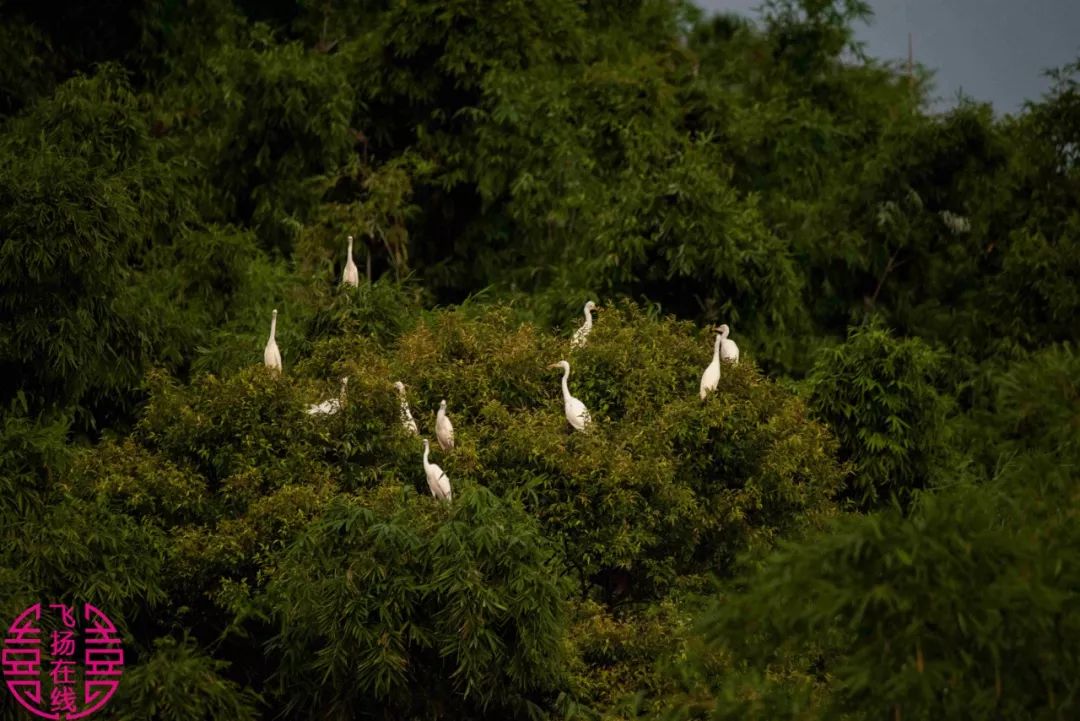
[548,360,591,430]
[422,439,452,501]
[570,301,598,348]
[436,399,455,451]
[394,381,419,435]
[342,235,360,287]
[699,330,722,399]
[700,324,739,399]
[264,309,283,374]
[718,324,739,365]
[307,377,348,416]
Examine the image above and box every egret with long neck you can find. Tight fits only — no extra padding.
[548,360,591,430]
[394,381,419,435]
[342,235,359,287]
[422,439,452,501]
[264,309,282,375]
[307,377,348,416]
[699,327,722,399]
[571,301,598,348]
[436,399,455,451]
[700,324,739,399]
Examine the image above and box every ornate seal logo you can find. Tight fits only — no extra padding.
[2,603,124,719]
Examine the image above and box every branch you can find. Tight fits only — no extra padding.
[865,250,906,310]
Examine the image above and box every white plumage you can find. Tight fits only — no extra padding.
[342,235,359,287]
[570,300,598,349]
[436,399,455,451]
[422,439,452,501]
[700,331,721,400]
[700,324,739,400]
[718,324,740,365]
[394,381,419,435]
[549,360,591,431]
[264,308,282,374]
[307,377,348,416]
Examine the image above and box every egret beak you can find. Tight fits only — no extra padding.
[547,363,559,369]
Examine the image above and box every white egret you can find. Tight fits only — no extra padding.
[393,381,419,435]
[307,377,348,416]
[342,235,359,287]
[435,399,455,451]
[570,300,598,349]
[422,439,452,501]
[700,324,739,400]
[699,328,722,400]
[548,360,591,430]
[718,324,740,365]
[264,308,282,374]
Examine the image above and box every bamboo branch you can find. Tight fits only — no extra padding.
[866,249,905,309]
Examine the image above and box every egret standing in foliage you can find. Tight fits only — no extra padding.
[699,328,722,400]
[436,399,455,451]
[342,235,359,287]
[718,324,739,365]
[422,439,452,501]
[264,308,282,375]
[548,360,591,430]
[700,324,739,400]
[394,381,419,435]
[306,377,348,416]
[570,301,598,348]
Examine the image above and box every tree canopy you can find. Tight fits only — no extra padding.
[1,0,1077,718]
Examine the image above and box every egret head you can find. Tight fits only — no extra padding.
[422,438,429,450]
[585,300,597,313]
[716,324,729,336]
[440,399,447,409]
[341,377,349,387]
[272,308,278,319]
[393,381,406,392]
[547,360,570,371]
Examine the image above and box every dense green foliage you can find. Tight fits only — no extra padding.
[662,348,1080,721]
[808,320,950,507]
[1,0,1078,718]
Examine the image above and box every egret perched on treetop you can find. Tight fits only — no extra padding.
[422,439,452,501]
[718,324,739,365]
[548,360,591,431]
[342,235,359,287]
[264,309,282,375]
[700,324,739,399]
[699,330,721,400]
[307,377,348,416]
[394,381,419,435]
[436,399,455,451]
[571,301,598,348]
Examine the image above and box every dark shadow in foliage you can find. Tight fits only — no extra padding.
[0,64,268,433]
[807,318,951,510]
[105,634,262,721]
[665,455,1080,721]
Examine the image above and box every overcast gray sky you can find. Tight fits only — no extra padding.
[697,0,1080,115]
